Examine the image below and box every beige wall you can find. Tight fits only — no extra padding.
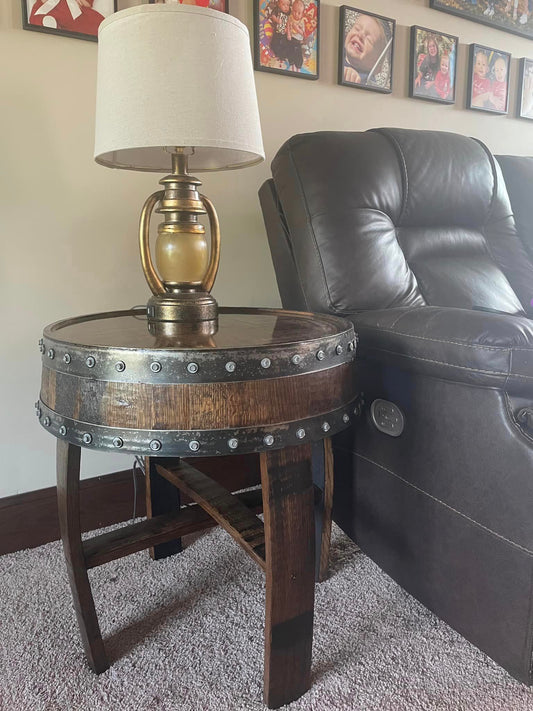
[1,0,532,496]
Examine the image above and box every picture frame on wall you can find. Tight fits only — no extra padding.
[467,43,511,114]
[22,0,116,41]
[430,0,533,41]
[148,0,228,10]
[254,0,320,80]
[409,25,458,104]
[517,57,533,119]
[337,6,395,93]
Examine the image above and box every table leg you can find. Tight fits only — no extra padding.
[312,438,334,582]
[146,457,182,560]
[56,440,108,673]
[260,443,315,709]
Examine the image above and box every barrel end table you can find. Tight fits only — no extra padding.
[38,307,358,708]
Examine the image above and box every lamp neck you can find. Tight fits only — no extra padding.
[172,150,189,177]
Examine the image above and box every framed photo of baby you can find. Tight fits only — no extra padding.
[22,0,116,41]
[338,6,395,93]
[254,0,320,80]
[518,58,533,119]
[409,26,458,104]
[467,43,511,114]
[430,0,533,42]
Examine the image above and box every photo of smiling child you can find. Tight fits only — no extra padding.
[409,26,458,103]
[467,43,511,113]
[254,0,319,79]
[338,6,395,92]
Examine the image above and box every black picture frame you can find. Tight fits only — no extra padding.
[337,5,395,93]
[22,0,117,41]
[430,0,533,42]
[466,43,511,114]
[409,26,458,104]
[517,57,533,119]
[253,0,320,80]
[148,0,229,10]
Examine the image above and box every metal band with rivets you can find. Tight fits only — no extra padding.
[36,398,357,457]
[40,311,356,385]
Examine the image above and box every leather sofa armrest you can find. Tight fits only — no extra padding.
[350,306,533,393]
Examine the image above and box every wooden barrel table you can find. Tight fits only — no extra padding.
[37,307,358,709]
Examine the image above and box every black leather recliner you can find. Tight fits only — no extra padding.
[259,128,533,684]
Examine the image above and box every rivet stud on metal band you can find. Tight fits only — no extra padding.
[187,362,199,374]
[189,440,200,452]
[43,416,50,427]
[113,437,124,448]
[86,356,96,368]
[296,428,306,439]
[336,345,343,355]
[316,350,325,361]
[291,354,301,365]
[261,358,271,369]
[47,349,55,359]
[348,340,356,352]
[228,438,239,450]
[63,354,71,364]
[150,361,162,373]
[322,421,330,433]
[115,361,126,372]
[59,425,67,436]
[38,339,45,354]
[82,433,93,445]
[225,361,236,373]
[263,434,274,446]
[342,413,350,423]
[149,439,162,452]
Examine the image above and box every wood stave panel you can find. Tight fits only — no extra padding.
[40,363,356,430]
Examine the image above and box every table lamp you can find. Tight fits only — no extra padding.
[94,4,264,330]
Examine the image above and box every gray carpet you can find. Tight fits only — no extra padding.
[1,525,533,711]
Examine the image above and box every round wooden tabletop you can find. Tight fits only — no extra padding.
[38,308,358,457]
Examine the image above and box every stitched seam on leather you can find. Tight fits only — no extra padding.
[503,391,533,444]
[286,144,339,314]
[362,344,509,376]
[374,129,409,221]
[472,137,497,218]
[356,322,533,352]
[354,451,533,556]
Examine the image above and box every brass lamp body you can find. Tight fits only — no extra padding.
[140,149,220,327]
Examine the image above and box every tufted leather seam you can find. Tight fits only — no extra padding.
[372,128,409,223]
[353,451,533,556]
[285,144,342,316]
[361,344,510,376]
[472,137,498,218]
[355,323,533,351]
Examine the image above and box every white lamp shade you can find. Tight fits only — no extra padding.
[94,4,264,172]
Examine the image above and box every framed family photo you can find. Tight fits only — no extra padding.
[22,0,116,41]
[148,0,228,10]
[409,26,458,104]
[254,0,320,80]
[467,43,511,114]
[430,0,533,41]
[518,57,533,119]
[338,6,395,93]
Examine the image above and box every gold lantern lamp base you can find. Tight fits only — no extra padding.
[139,149,221,332]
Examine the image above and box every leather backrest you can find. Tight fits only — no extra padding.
[496,155,533,262]
[269,128,533,317]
